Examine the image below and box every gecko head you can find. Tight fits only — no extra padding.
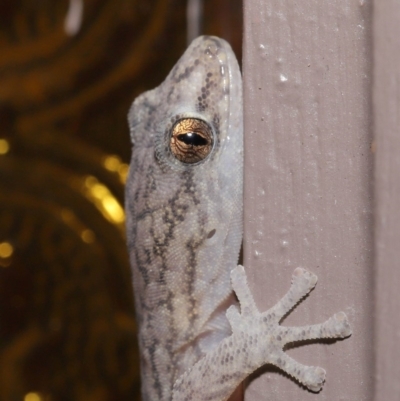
[126,37,243,259]
[128,35,243,173]
[125,37,244,311]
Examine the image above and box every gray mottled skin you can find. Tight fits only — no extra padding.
[126,36,352,401]
[126,36,243,401]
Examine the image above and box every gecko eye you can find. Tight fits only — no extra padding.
[169,118,213,164]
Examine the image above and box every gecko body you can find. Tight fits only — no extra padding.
[126,36,351,401]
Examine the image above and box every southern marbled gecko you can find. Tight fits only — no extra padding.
[125,36,352,401]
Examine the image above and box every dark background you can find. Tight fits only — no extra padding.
[0,1,242,401]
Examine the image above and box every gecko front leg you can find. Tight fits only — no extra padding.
[172,266,352,401]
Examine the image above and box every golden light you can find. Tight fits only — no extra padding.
[83,176,125,225]
[24,392,43,401]
[91,183,108,198]
[81,229,95,244]
[118,163,129,183]
[103,155,129,183]
[0,139,10,155]
[0,242,13,258]
[102,196,125,223]
[104,155,120,172]
[85,175,97,187]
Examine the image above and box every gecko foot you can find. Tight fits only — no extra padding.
[228,265,352,392]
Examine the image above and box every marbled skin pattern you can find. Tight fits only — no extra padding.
[126,36,243,401]
[126,36,352,401]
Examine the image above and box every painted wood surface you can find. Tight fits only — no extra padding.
[243,1,374,399]
[373,0,400,399]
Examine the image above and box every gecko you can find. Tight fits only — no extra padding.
[125,35,352,401]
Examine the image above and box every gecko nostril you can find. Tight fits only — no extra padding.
[207,229,216,239]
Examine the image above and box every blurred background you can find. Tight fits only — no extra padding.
[0,1,241,400]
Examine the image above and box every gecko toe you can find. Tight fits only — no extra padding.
[292,267,318,288]
[332,312,352,337]
[303,366,326,392]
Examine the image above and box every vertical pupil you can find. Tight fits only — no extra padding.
[177,133,208,146]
